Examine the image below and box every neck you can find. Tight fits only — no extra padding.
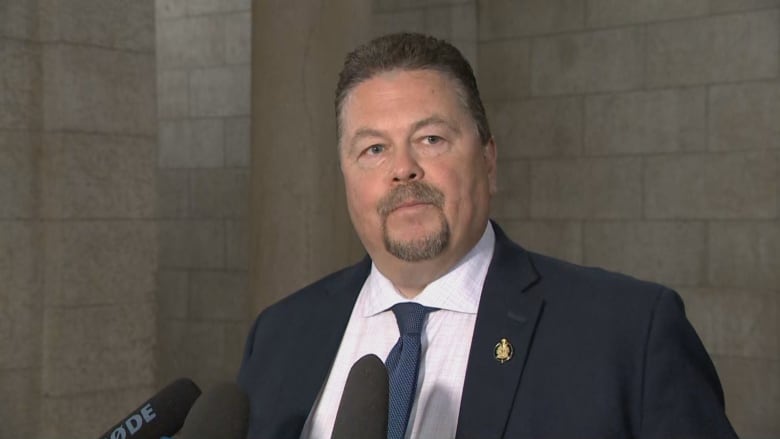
[368,221,491,298]
[375,236,483,298]
[387,259,453,298]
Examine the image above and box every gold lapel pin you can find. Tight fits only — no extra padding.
[494,338,513,364]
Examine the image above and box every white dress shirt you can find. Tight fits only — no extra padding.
[300,223,496,439]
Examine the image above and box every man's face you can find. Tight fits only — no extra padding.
[339,69,497,268]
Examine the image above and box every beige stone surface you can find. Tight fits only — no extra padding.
[644,151,778,219]
[0,0,37,40]
[190,168,248,219]
[478,39,531,101]
[713,356,780,438]
[42,44,156,134]
[157,269,189,319]
[0,221,40,307]
[371,2,477,43]
[679,288,778,359]
[156,169,190,218]
[709,0,780,13]
[0,39,41,130]
[491,159,531,219]
[187,0,250,15]
[40,133,156,219]
[375,0,473,10]
[156,15,225,69]
[157,69,189,119]
[189,272,249,320]
[532,27,644,95]
[709,221,780,290]
[478,0,584,39]
[156,319,244,390]
[0,131,38,219]
[0,295,42,369]
[586,0,708,27]
[226,219,249,270]
[225,116,250,167]
[422,3,477,42]
[500,220,583,263]
[0,368,40,437]
[43,221,157,306]
[189,65,250,116]
[488,97,582,158]
[250,0,370,311]
[158,118,224,168]
[224,12,251,64]
[709,81,780,151]
[40,386,154,438]
[38,0,154,51]
[646,10,779,87]
[531,157,643,219]
[42,303,155,396]
[154,0,254,399]
[584,88,706,155]
[156,0,187,19]
[371,9,425,37]
[448,3,477,42]
[0,217,42,369]
[583,221,707,286]
[159,219,225,268]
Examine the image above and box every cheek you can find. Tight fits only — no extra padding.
[345,180,381,223]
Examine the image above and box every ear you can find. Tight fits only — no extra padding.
[484,137,498,195]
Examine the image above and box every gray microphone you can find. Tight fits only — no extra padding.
[176,382,249,439]
[97,378,201,439]
[330,354,389,439]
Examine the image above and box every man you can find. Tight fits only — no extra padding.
[238,33,738,439]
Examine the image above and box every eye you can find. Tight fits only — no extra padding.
[424,135,443,144]
[366,144,385,155]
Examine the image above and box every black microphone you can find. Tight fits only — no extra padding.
[331,354,389,439]
[176,382,249,439]
[97,377,201,439]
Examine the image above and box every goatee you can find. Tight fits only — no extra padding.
[377,181,450,262]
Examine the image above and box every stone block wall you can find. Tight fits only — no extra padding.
[477,2,779,437]
[155,0,252,391]
[0,2,43,434]
[1,0,158,437]
[3,0,773,437]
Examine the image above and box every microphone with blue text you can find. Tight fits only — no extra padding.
[96,377,201,439]
[173,382,249,439]
[330,354,389,439]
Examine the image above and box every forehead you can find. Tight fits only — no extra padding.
[339,69,468,130]
[348,70,462,117]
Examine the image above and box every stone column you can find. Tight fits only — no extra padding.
[250,0,370,312]
[36,1,158,436]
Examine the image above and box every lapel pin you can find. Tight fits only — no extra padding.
[494,338,513,364]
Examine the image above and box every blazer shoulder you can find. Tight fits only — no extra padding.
[255,256,371,320]
[528,250,670,300]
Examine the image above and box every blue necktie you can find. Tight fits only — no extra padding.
[385,302,436,439]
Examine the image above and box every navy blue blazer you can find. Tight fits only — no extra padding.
[238,223,737,439]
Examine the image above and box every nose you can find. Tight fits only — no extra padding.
[391,146,423,183]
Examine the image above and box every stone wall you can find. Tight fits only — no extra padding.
[0,0,775,437]
[475,2,779,438]
[155,0,252,390]
[0,0,157,437]
[0,1,43,434]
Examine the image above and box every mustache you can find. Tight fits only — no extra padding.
[377,181,445,217]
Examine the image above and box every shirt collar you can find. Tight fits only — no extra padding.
[358,222,496,317]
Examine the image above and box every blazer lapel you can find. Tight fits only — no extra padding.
[456,224,545,439]
[282,257,372,430]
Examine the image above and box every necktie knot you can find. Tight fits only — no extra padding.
[391,302,436,336]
